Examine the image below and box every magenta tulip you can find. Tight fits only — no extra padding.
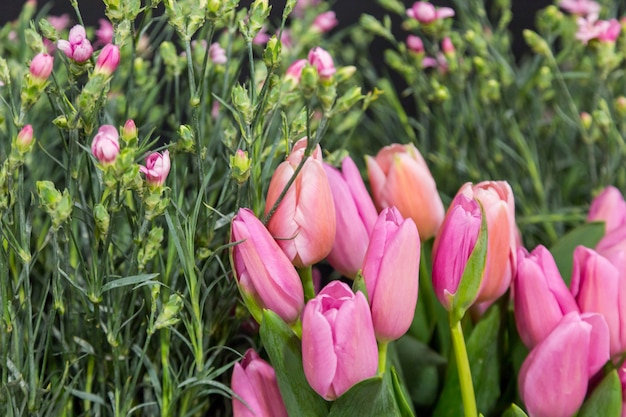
[302,281,378,400]
[519,312,609,417]
[366,143,444,241]
[140,150,170,187]
[230,208,304,324]
[323,156,378,277]
[587,186,626,235]
[513,246,579,348]
[231,349,288,417]
[264,138,336,268]
[362,207,420,341]
[91,125,120,165]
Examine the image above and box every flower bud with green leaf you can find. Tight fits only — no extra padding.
[36,181,72,230]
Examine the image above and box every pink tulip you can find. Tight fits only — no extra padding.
[519,312,609,417]
[362,207,420,342]
[323,156,378,278]
[406,2,455,24]
[366,143,444,241]
[140,150,170,187]
[571,246,626,356]
[406,35,425,54]
[95,44,120,76]
[231,208,304,323]
[57,25,93,62]
[558,0,601,16]
[513,246,579,348]
[95,19,114,45]
[285,59,308,83]
[29,53,54,81]
[264,138,336,268]
[307,47,336,79]
[596,225,626,273]
[588,186,626,234]
[231,349,289,417]
[91,125,120,165]
[302,281,378,400]
[312,11,338,33]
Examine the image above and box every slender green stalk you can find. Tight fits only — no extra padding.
[298,266,315,301]
[450,317,477,417]
[378,341,388,374]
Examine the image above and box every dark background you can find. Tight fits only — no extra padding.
[1,0,550,59]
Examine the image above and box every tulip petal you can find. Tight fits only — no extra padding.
[232,362,265,417]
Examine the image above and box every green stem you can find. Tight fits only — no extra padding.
[450,317,477,417]
[378,341,388,374]
[298,266,315,301]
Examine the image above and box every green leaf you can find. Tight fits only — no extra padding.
[450,201,488,324]
[259,310,329,417]
[502,404,529,417]
[550,221,605,285]
[433,306,501,417]
[100,273,160,293]
[390,367,416,417]
[328,373,401,417]
[578,369,622,417]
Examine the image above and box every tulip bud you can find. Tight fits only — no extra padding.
[307,46,336,79]
[15,124,35,154]
[513,246,579,348]
[230,208,304,324]
[323,156,378,277]
[518,312,610,417]
[362,207,420,341]
[302,281,378,400]
[264,138,336,268]
[91,125,120,165]
[587,186,626,235]
[232,349,289,417]
[366,143,444,240]
[140,150,171,187]
[95,44,121,76]
[571,246,626,356]
[29,53,54,83]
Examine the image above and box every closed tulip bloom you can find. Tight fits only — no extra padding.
[264,138,336,268]
[518,312,610,417]
[587,186,626,234]
[91,125,120,165]
[29,53,54,81]
[231,208,304,323]
[513,246,579,348]
[366,143,444,241]
[140,150,170,187]
[307,47,336,79]
[231,349,289,417]
[302,281,378,400]
[323,156,378,277]
[362,207,420,341]
[456,181,516,304]
[571,246,626,356]
[95,44,120,76]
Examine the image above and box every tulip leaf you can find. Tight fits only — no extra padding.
[433,305,501,417]
[390,367,416,417]
[259,310,329,417]
[450,201,488,325]
[578,369,622,417]
[550,221,605,285]
[327,373,401,417]
[502,404,529,417]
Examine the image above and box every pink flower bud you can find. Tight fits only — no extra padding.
[571,246,626,356]
[47,14,70,32]
[96,19,114,45]
[72,41,94,63]
[16,125,34,153]
[406,2,455,24]
[366,143,444,241]
[519,312,609,417]
[513,246,579,348]
[587,186,626,234]
[323,156,378,278]
[91,125,120,165]
[285,59,308,83]
[29,53,54,81]
[362,207,420,342]
[122,119,137,142]
[58,25,93,62]
[442,37,455,55]
[312,11,338,33]
[598,18,622,42]
[264,138,336,268]
[307,46,336,79]
[558,0,601,16]
[302,281,378,400]
[230,208,304,323]
[406,35,425,53]
[68,25,87,45]
[209,42,227,64]
[253,26,270,45]
[139,150,170,187]
[231,349,289,417]
[95,44,120,76]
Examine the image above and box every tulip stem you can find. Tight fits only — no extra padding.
[450,318,477,417]
[378,341,388,374]
[298,266,316,301]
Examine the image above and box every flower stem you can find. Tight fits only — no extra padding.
[450,317,477,417]
[378,341,388,374]
[298,266,315,301]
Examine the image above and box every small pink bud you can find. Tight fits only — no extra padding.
[96,19,114,45]
[47,14,70,32]
[558,0,601,16]
[442,37,455,55]
[406,35,424,53]
[122,119,137,142]
[29,53,54,81]
[95,44,120,76]
[312,11,338,33]
[57,25,93,62]
[209,42,227,64]
[72,41,94,63]
[140,150,170,187]
[406,2,455,23]
[253,26,270,45]
[16,125,34,153]
[91,125,120,165]
[307,46,336,79]
[285,59,308,83]
[68,25,87,45]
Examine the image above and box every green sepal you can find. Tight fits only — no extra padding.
[502,404,529,417]
[259,310,329,417]
[578,369,622,417]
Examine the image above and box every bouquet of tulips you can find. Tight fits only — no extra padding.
[1,0,626,416]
